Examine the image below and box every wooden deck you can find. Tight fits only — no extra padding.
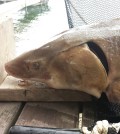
[0,76,91,102]
[0,0,100,133]
[1,100,120,133]
[0,101,99,133]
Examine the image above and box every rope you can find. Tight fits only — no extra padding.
[82,120,120,134]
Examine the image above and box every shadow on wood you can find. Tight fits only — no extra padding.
[15,102,80,128]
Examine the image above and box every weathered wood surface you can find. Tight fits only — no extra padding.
[0,76,92,101]
[16,102,79,128]
[0,18,15,84]
[0,102,23,134]
[82,102,96,127]
[0,12,23,134]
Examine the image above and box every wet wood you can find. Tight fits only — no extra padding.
[0,102,23,134]
[16,102,79,128]
[0,76,92,101]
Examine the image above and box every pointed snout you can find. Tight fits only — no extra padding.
[5,61,14,75]
[5,60,25,78]
[5,61,18,76]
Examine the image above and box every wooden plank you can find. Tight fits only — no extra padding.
[0,76,92,101]
[0,14,20,134]
[16,102,79,128]
[0,102,23,134]
[0,18,15,84]
[82,102,96,128]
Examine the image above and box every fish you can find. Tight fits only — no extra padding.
[5,18,120,103]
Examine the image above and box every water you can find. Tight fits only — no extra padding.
[12,0,69,56]
[14,3,50,34]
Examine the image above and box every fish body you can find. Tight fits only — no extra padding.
[5,19,120,103]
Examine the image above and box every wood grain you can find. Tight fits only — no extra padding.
[0,13,21,134]
[16,102,79,128]
[0,102,23,134]
[0,18,15,84]
[0,76,92,101]
[82,102,96,127]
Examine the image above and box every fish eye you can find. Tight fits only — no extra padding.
[32,62,40,70]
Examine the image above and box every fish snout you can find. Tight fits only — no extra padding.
[5,60,26,78]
